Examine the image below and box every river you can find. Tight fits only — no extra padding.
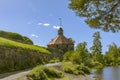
[88,66,120,80]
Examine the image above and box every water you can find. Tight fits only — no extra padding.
[88,66,120,80]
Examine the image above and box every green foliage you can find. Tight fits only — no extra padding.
[0,30,33,44]
[63,51,74,61]
[85,17,101,27]
[44,67,63,78]
[63,42,89,65]
[90,31,103,64]
[62,62,84,75]
[27,66,48,80]
[88,60,103,69]
[23,36,33,44]
[63,51,82,64]
[49,59,60,63]
[69,0,120,32]
[27,65,63,80]
[76,42,90,64]
[79,64,91,74]
[90,32,102,55]
[63,41,104,71]
[0,37,51,73]
[104,43,120,66]
[62,62,91,75]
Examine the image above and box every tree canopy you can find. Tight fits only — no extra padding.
[90,31,102,54]
[69,0,120,32]
[90,32,103,63]
[105,43,120,66]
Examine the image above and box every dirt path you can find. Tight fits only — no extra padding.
[0,63,61,80]
[0,70,30,80]
[0,63,89,80]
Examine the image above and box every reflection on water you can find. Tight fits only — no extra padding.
[88,66,120,80]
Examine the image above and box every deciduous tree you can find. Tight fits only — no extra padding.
[69,0,120,32]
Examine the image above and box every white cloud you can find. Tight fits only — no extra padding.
[31,34,39,38]
[37,23,50,27]
[53,26,60,30]
[43,23,50,26]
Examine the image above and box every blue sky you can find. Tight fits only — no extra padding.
[0,0,120,53]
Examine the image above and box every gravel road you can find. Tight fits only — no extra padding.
[0,63,61,80]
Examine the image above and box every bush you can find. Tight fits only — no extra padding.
[63,51,74,61]
[77,64,91,74]
[44,67,63,78]
[49,59,60,63]
[62,62,85,75]
[90,60,103,69]
[63,51,82,64]
[27,65,63,80]
[27,66,48,80]
[62,62,91,75]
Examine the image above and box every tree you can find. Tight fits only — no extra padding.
[63,42,89,64]
[76,42,87,51]
[105,43,120,66]
[76,42,89,65]
[69,0,120,32]
[90,32,102,54]
[90,32,103,63]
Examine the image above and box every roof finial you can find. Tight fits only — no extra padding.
[59,18,62,27]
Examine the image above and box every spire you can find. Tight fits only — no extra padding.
[58,27,63,35]
[59,18,62,27]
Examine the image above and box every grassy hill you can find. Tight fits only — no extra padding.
[0,37,51,73]
[0,30,33,44]
[0,37,50,54]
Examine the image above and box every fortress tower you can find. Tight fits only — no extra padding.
[47,27,74,59]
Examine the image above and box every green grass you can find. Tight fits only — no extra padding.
[0,37,50,54]
[62,62,91,75]
[27,65,63,80]
[0,30,33,44]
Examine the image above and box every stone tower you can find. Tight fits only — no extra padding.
[47,27,74,59]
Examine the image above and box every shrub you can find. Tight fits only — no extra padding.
[62,62,91,75]
[63,51,74,61]
[90,60,103,69]
[27,66,48,80]
[62,62,85,75]
[63,51,82,64]
[49,59,60,63]
[27,65,63,80]
[77,64,91,74]
[44,67,63,78]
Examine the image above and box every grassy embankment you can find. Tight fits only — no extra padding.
[0,30,33,44]
[0,37,51,73]
[0,37,50,54]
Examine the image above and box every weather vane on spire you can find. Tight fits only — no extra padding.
[59,18,62,27]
